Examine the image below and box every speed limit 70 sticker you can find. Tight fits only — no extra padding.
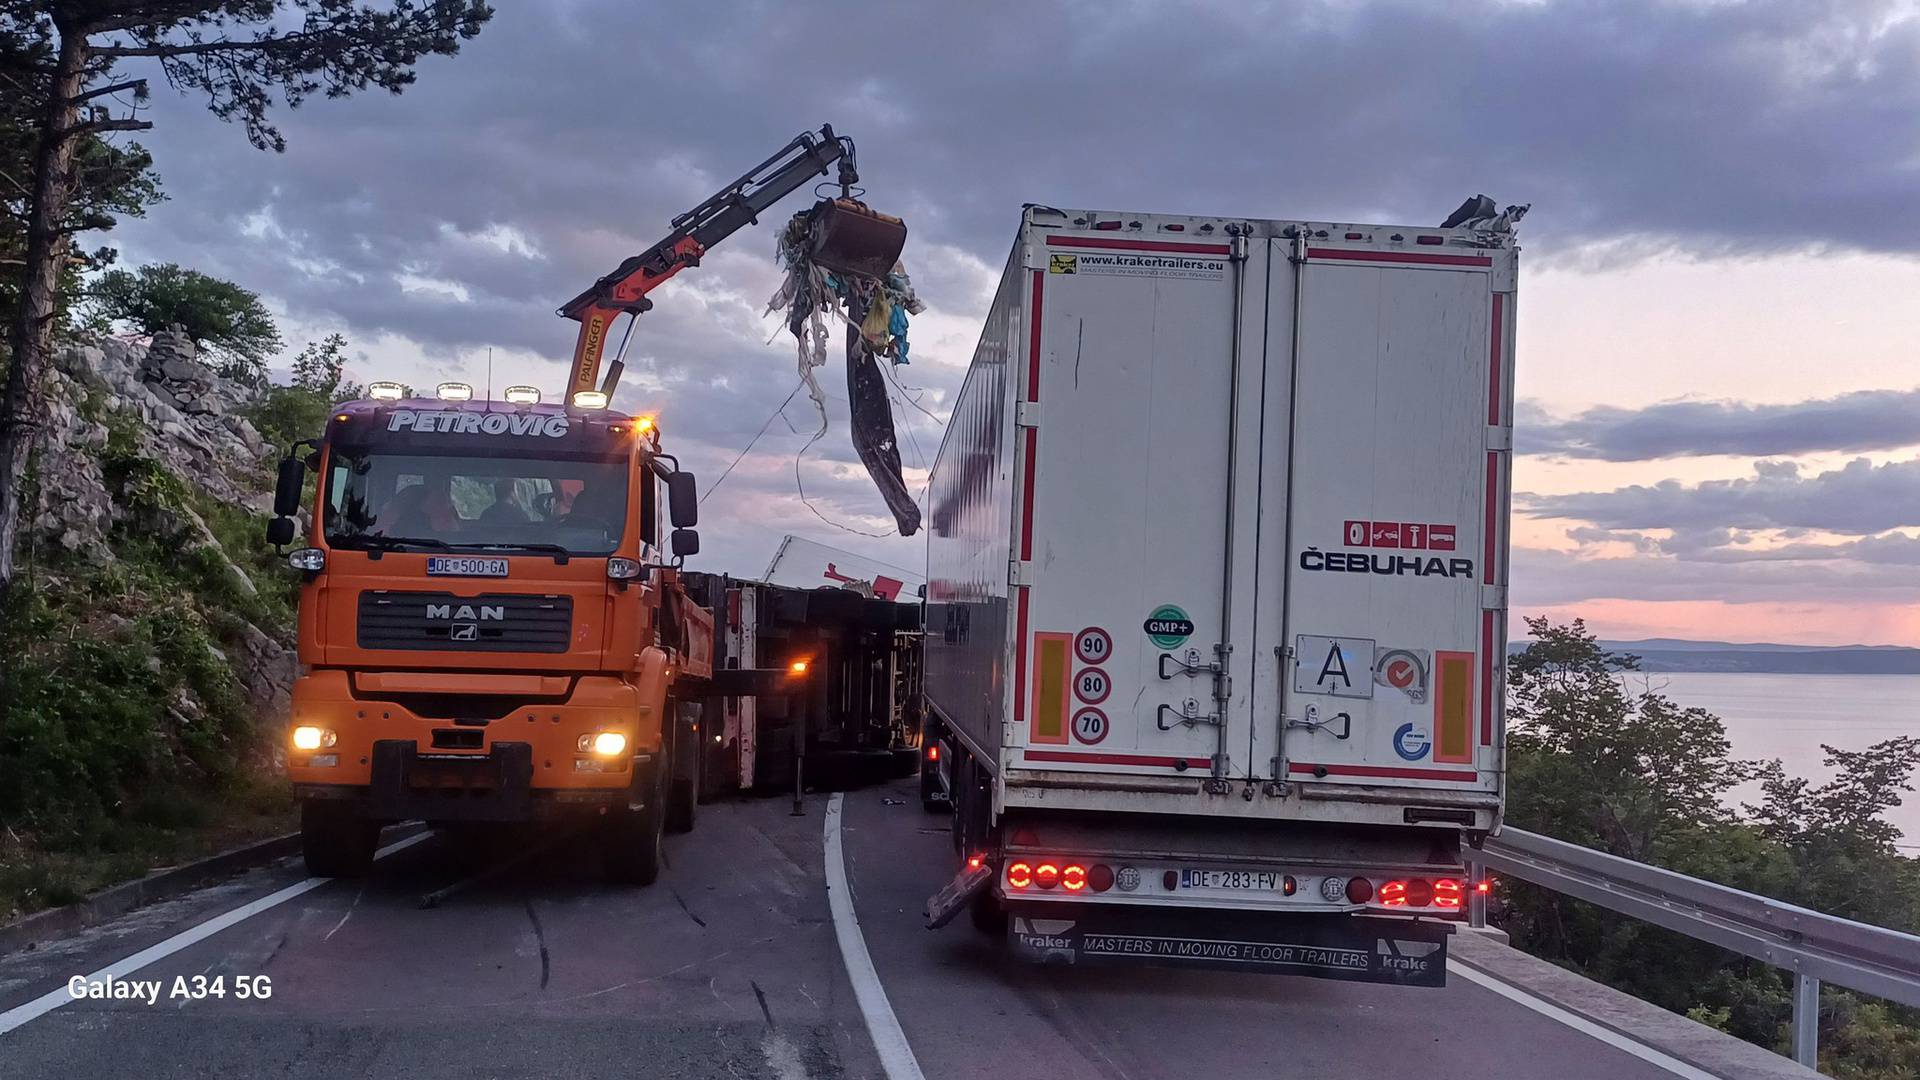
[1072,707,1109,745]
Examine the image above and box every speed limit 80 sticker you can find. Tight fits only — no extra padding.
[1073,667,1111,705]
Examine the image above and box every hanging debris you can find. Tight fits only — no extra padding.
[766,200,922,536]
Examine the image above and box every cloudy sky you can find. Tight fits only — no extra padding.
[98,0,1920,645]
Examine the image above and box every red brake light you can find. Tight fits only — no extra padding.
[1007,862,1033,889]
[1345,877,1374,904]
[1062,864,1087,892]
[967,855,983,871]
[1282,875,1297,896]
[1035,862,1060,889]
[1435,878,1463,910]
[1089,864,1115,892]
[1379,880,1409,907]
[1477,879,1492,893]
[927,744,939,762]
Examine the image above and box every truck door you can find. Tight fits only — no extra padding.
[1015,232,1268,780]
[1249,239,1511,795]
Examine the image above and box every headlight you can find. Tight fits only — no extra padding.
[606,557,643,581]
[288,548,325,572]
[591,731,626,757]
[292,726,335,751]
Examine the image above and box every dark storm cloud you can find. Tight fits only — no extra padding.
[1520,456,1920,535]
[1518,389,1920,461]
[87,0,1920,576]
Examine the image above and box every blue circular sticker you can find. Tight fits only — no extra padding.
[1393,723,1432,762]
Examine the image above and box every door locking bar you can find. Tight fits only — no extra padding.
[1285,703,1351,740]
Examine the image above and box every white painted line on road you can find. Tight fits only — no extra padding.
[823,793,926,1080]
[1449,959,1722,1080]
[0,830,432,1037]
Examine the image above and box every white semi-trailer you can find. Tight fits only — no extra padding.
[920,205,1519,987]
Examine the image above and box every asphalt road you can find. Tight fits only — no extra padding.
[0,780,1705,1079]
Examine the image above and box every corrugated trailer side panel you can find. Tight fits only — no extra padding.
[924,241,1024,765]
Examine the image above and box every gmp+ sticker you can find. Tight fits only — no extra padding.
[1393,723,1432,762]
[1144,605,1194,650]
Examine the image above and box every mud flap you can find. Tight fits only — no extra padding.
[924,860,995,929]
[1008,908,1450,987]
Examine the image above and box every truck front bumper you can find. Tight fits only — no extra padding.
[295,740,642,823]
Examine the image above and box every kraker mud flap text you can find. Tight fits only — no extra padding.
[1009,908,1450,987]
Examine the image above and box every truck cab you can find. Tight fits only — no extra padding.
[268,387,712,883]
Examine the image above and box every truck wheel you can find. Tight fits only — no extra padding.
[603,761,666,886]
[300,799,378,878]
[666,701,700,834]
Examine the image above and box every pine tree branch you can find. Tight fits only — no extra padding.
[70,78,148,104]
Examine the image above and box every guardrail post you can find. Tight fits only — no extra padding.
[1792,973,1820,1069]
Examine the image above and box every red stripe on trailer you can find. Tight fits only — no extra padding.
[1481,610,1496,747]
[1024,750,1192,768]
[1013,588,1030,724]
[1027,271,1044,402]
[1488,292,1505,424]
[1483,453,1498,583]
[1045,234,1232,255]
[1289,762,1479,782]
[1305,247,1493,268]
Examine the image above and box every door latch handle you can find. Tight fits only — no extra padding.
[1159,648,1221,680]
[1285,704,1351,740]
[1157,698,1220,730]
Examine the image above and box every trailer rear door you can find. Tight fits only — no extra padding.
[1250,241,1511,794]
[1014,234,1268,779]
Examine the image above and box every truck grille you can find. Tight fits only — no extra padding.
[356,591,573,653]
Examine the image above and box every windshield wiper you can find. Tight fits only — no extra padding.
[345,535,451,560]
[460,542,573,565]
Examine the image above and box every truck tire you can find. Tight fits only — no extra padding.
[968,889,1007,935]
[666,701,700,834]
[603,761,666,886]
[300,799,378,878]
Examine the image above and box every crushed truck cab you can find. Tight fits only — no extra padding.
[273,394,712,883]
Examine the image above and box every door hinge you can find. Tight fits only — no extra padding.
[1480,584,1508,611]
[1486,425,1513,451]
[1008,559,1032,588]
[1015,401,1041,428]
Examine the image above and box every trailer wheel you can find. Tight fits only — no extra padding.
[603,760,666,886]
[300,799,378,878]
[968,890,1007,935]
[666,701,700,834]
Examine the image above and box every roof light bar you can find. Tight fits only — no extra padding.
[367,381,405,402]
[436,381,474,402]
[571,390,609,410]
[502,385,541,405]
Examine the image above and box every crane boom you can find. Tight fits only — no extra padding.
[558,125,857,400]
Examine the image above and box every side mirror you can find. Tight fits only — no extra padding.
[265,517,296,546]
[670,528,700,558]
[667,472,698,529]
[273,456,306,517]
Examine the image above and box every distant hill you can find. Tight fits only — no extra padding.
[1508,638,1920,674]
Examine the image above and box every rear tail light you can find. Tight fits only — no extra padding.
[926,744,939,762]
[1282,875,1297,896]
[1062,865,1087,891]
[1089,864,1115,892]
[1093,220,1122,231]
[1380,880,1408,906]
[1035,863,1060,890]
[1346,877,1375,904]
[1406,879,1435,907]
[1007,862,1033,889]
[1416,235,1444,245]
[1435,878,1463,910]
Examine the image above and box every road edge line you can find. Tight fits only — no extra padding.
[0,830,432,1038]
[823,793,926,1080]
[1448,958,1724,1080]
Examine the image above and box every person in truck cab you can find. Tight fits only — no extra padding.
[382,475,458,536]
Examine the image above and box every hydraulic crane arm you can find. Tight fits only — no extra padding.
[558,125,858,400]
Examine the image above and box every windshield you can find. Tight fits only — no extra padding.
[323,449,631,555]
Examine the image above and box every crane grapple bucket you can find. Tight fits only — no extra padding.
[808,199,909,280]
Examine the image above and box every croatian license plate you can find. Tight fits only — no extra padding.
[426,556,509,578]
[1179,869,1283,891]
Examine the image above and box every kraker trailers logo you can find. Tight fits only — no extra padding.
[1048,251,1224,281]
[1302,518,1474,579]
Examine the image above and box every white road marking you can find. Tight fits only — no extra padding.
[1448,959,1723,1080]
[823,794,925,1080]
[0,831,431,1037]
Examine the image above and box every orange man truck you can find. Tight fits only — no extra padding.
[267,394,715,884]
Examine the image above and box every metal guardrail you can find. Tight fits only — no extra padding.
[1467,826,1920,1072]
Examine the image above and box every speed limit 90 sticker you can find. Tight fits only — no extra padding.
[1074,627,1112,665]
[1072,707,1110,745]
